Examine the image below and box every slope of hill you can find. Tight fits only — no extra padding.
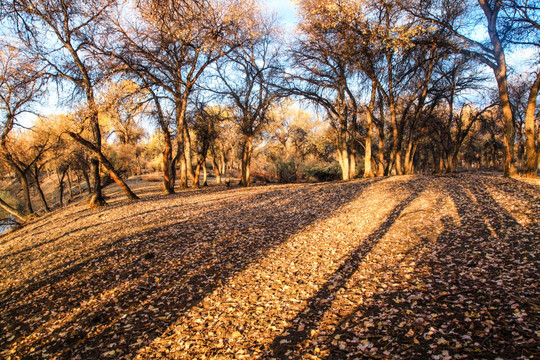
[0,172,538,359]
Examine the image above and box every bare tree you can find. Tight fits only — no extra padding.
[0,42,44,220]
[214,17,284,186]
[108,0,257,188]
[404,0,535,176]
[1,0,139,208]
[502,0,540,176]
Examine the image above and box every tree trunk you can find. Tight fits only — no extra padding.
[81,167,91,194]
[525,72,540,177]
[389,101,403,175]
[18,171,34,215]
[337,121,350,181]
[75,171,82,196]
[403,140,418,175]
[89,157,106,208]
[219,152,226,176]
[68,130,139,203]
[193,159,202,188]
[67,170,74,201]
[364,117,374,178]
[57,167,68,208]
[349,150,356,179]
[176,94,196,187]
[0,196,26,223]
[376,123,385,177]
[241,135,254,187]
[438,148,446,174]
[100,158,138,200]
[202,160,208,186]
[32,165,50,212]
[364,80,377,178]
[478,0,517,176]
[212,155,222,184]
[162,130,175,194]
[179,154,188,188]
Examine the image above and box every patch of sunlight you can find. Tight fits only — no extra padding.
[133,177,453,358]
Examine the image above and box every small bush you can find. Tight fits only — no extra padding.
[275,159,298,183]
[303,164,342,182]
[251,169,276,184]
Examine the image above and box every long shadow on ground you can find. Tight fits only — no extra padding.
[269,177,429,358]
[0,178,383,359]
[282,174,539,359]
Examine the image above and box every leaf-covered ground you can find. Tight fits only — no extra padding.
[0,172,538,359]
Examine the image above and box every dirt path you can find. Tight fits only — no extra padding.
[0,173,538,359]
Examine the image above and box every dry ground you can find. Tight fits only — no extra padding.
[0,172,538,359]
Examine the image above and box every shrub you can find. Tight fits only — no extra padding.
[303,164,342,182]
[275,159,297,183]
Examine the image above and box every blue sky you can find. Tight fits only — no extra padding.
[264,0,298,27]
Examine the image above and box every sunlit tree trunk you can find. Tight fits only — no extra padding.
[349,152,356,179]
[364,119,374,178]
[70,131,139,202]
[525,72,540,177]
[364,81,377,178]
[403,141,418,175]
[193,159,202,188]
[337,116,350,181]
[89,158,106,209]
[212,154,222,184]
[202,160,208,186]
[179,154,188,188]
[0,197,26,223]
[240,135,254,187]
[376,120,385,177]
[478,0,517,176]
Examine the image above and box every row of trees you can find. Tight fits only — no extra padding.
[0,0,539,221]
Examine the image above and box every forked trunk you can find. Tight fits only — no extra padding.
[403,141,418,175]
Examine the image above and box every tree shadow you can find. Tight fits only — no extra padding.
[268,177,429,359]
[0,185,273,265]
[312,174,539,359]
[0,178,383,359]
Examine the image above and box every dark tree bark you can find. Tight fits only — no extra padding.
[32,164,50,212]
